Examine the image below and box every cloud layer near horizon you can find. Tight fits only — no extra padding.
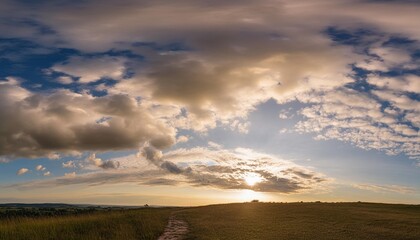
[8,147,330,193]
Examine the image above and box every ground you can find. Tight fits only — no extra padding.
[1,202,419,240]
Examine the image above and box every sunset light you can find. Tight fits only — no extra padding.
[244,173,263,187]
[0,1,419,238]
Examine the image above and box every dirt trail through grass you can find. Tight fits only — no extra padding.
[157,214,188,240]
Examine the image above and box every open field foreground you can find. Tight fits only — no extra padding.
[0,207,173,240]
[180,202,420,240]
[1,202,419,240]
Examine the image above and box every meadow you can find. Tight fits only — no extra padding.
[180,202,420,240]
[0,207,172,240]
[1,202,419,240]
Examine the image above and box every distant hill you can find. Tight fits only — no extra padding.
[0,203,154,209]
[0,203,97,208]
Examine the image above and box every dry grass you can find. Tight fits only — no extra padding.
[180,202,420,240]
[2,202,419,240]
[0,208,172,240]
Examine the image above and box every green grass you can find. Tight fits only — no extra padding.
[180,202,420,240]
[0,208,173,240]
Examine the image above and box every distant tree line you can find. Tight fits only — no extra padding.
[0,207,99,219]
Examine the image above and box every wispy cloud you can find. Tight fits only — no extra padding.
[353,184,416,194]
[8,146,330,194]
[50,56,126,84]
[296,85,419,161]
[64,172,76,178]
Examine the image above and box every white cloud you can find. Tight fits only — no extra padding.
[87,153,120,170]
[357,47,413,72]
[62,161,76,169]
[47,153,60,160]
[52,56,126,83]
[367,75,420,93]
[296,89,420,160]
[279,108,295,120]
[64,172,76,177]
[176,135,189,143]
[35,165,46,171]
[43,171,51,176]
[56,76,74,85]
[208,141,222,150]
[17,168,29,175]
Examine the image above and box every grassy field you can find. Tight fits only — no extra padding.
[0,208,172,240]
[180,202,420,240]
[1,202,419,240]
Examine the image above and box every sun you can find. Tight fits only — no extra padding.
[244,173,262,186]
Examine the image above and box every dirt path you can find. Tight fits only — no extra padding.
[157,215,189,240]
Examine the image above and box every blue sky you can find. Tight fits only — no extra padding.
[0,0,419,205]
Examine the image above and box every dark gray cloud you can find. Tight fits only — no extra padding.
[160,161,183,174]
[98,160,120,170]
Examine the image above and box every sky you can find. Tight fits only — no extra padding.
[0,0,419,206]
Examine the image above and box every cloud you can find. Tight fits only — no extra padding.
[87,153,120,170]
[356,46,414,71]
[62,161,76,168]
[0,79,176,158]
[139,145,181,174]
[64,172,76,178]
[0,0,418,165]
[9,147,330,193]
[47,153,60,160]
[139,146,330,193]
[353,183,416,194]
[176,135,189,143]
[51,56,126,83]
[35,165,46,171]
[367,75,420,93]
[2,0,364,133]
[296,86,419,161]
[207,141,222,149]
[43,171,51,176]
[278,109,293,120]
[56,76,74,85]
[17,168,29,175]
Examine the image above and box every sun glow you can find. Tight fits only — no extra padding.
[244,173,262,186]
[238,189,267,202]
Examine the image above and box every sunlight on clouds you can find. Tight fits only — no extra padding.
[7,146,331,196]
[16,168,29,176]
[0,0,419,205]
[244,173,263,187]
